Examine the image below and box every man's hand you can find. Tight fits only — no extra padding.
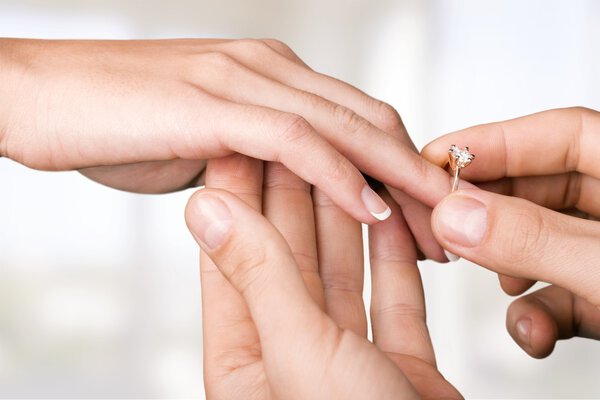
[185,154,462,399]
[423,107,600,358]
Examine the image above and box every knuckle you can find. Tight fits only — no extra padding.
[276,114,314,144]
[226,241,269,296]
[263,163,308,192]
[503,207,550,267]
[324,153,354,183]
[236,38,274,56]
[291,250,319,273]
[301,91,329,111]
[371,244,414,264]
[260,39,304,63]
[320,268,362,294]
[569,106,594,118]
[333,104,369,134]
[371,301,425,321]
[399,155,432,191]
[375,101,404,134]
[263,161,289,181]
[199,51,240,76]
[261,38,293,54]
[312,189,336,208]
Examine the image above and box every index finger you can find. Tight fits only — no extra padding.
[421,107,600,181]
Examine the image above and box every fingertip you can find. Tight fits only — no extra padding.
[506,298,558,359]
[431,191,485,263]
[361,185,392,222]
[431,190,488,249]
[185,189,233,250]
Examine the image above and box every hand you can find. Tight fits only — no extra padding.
[422,107,600,358]
[0,38,451,232]
[185,154,461,399]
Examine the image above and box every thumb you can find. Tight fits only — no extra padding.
[505,285,600,359]
[187,189,423,399]
[431,189,600,307]
[185,189,324,341]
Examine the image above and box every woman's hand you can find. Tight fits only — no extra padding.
[422,107,600,357]
[0,38,452,230]
[185,154,461,399]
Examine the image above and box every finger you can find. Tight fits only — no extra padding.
[431,189,600,307]
[224,39,446,260]
[180,90,391,224]
[267,50,448,261]
[187,188,332,400]
[188,53,460,210]
[188,187,325,340]
[370,189,436,366]
[215,39,410,140]
[477,173,600,217]
[260,38,311,68]
[187,188,419,400]
[365,177,444,262]
[506,285,600,358]
[263,162,325,308]
[313,186,367,336]
[421,107,600,181]
[386,186,447,262]
[199,155,263,381]
[498,274,536,296]
[221,39,447,260]
[194,43,448,261]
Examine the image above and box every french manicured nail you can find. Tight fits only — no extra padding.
[444,249,460,262]
[436,195,487,247]
[191,195,232,249]
[361,186,391,221]
[516,318,531,347]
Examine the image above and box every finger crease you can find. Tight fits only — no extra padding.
[564,172,583,209]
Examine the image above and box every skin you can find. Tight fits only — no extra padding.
[0,37,454,259]
[184,154,462,399]
[422,106,600,358]
[3,35,596,395]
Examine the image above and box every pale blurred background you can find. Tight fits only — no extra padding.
[1,0,599,398]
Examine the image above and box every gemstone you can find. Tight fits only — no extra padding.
[449,145,474,168]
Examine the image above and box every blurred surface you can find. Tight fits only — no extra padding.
[1,0,599,398]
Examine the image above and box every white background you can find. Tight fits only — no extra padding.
[1,0,599,398]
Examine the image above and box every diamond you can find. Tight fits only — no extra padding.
[449,145,474,169]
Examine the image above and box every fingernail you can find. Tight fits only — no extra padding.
[516,318,531,347]
[444,249,460,262]
[436,195,487,247]
[361,186,391,221]
[190,195,232,249]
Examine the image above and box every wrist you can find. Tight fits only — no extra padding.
[0,38,37,159]
[0,39,9,157]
